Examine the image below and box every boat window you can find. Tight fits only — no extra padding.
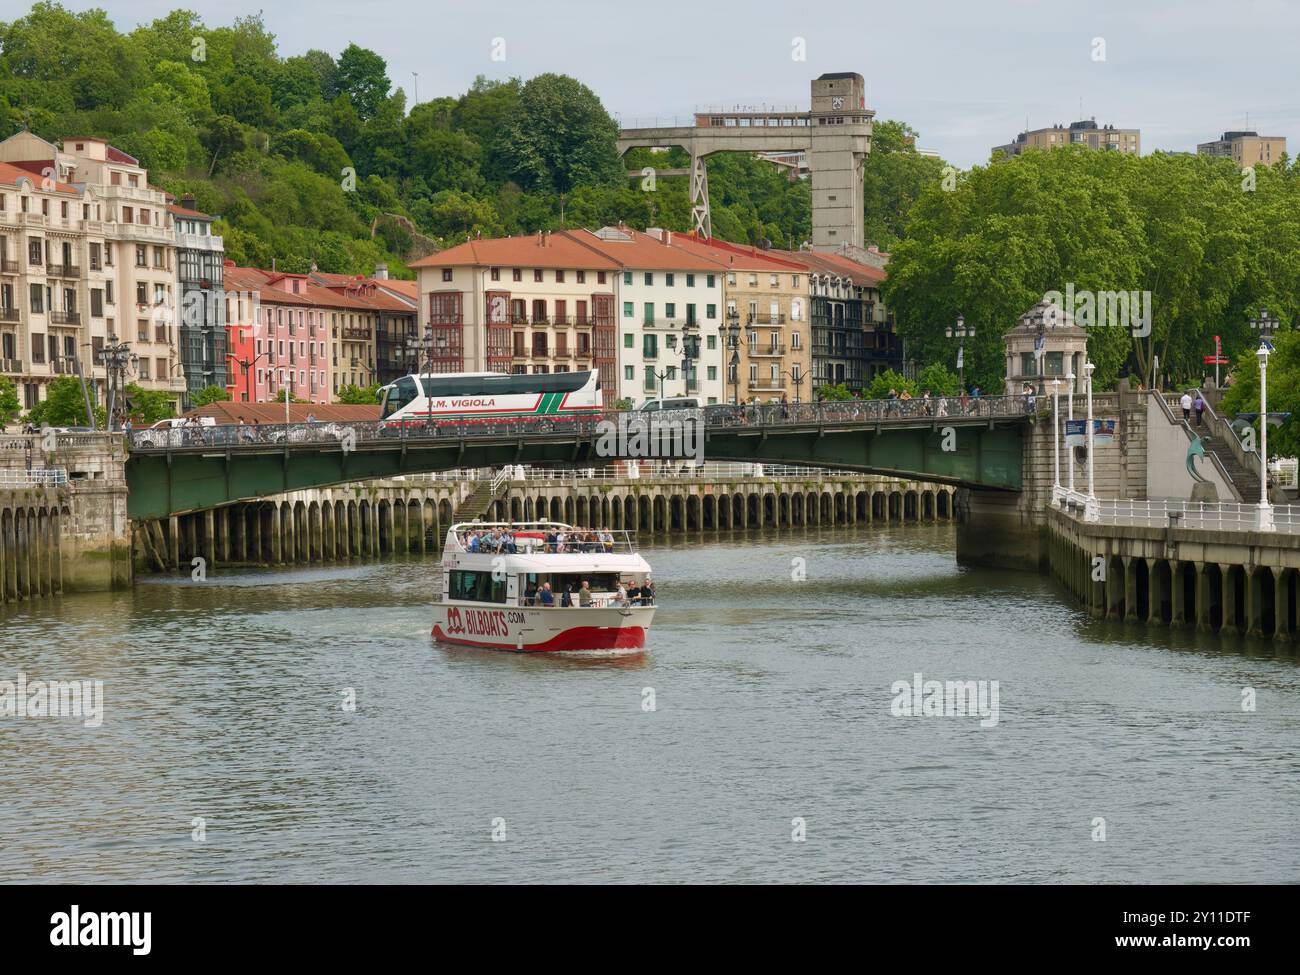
[448,569,508,604]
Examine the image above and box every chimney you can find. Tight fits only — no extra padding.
[664,231,673,246]
[645,227,664,241]
[181,193,197,211]
[374,262,389,280]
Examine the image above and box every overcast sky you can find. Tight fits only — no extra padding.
[6,0,1298,168]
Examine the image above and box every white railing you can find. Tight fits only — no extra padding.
[0,468,68,486]
[1270,458,1298,490]
[494,462,872,484]
[1058,495,1300,534]
[491,467,509,493]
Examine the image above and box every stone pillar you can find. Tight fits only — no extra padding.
[1276,570,1292,642]
[203,509,216,569]
[1220,564,1238,632]
[1123,558,1139,621]
[1145,559,1162,625]
[168,515,181,570]
[1171,563,1187,627]
[1245,567,1266,638]
[1194,563,1214,631]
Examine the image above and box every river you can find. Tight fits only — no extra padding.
[1,523,1297,884]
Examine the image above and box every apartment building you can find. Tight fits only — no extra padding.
[409,232,621,406]
[769,248,903,395]
[223,265,333,405]
[564,226,728,405]
[665,234,811,404]
[310,265,417,386]
[0,157,109,411]
[172,194,226,405]
[1197,130,1288,167]
[993,118,1140,159]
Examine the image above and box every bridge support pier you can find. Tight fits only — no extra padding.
[954,488,1046,571]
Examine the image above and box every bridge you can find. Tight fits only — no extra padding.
[124,396,1036,520]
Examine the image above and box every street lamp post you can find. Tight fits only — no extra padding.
[1065,371,1076,495]
[945,313,974,393]
[101,335,138,431]
[1250,308,1278,531]
[1084,361,1096,519]
[1051,377,1061,493]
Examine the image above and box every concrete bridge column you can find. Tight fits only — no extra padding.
[168,515,181,569]
[1146,558,1165,625]
[1194,563,1214,631]
[1220,564,1239,632]
[203,509,216,569]
[1276,571,1293,642]
[235,507,248,562]
[1171,562,1187,627]
[1245,567,1267,638]
[1123,558,1140,622]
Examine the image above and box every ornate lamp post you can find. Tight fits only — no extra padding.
[945,313,974,393]
[1084,360,1097,519]
[1065,370,1076,495]
[1250,308,1278,531]
[1051,377,1061,494]
[102,335,138,431]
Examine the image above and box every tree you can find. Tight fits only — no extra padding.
[816,383,855,401]
[865,370,917,400]
[26,376,94,427]
[335,383,381,405]
[124,384,174,424]
[331,44,389,119]
[0,375,21,428]
[916,363,961,397]
[190,385,231,407]
[500,74,621,195]
[862,119,949,250]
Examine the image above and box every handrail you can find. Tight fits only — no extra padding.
[1147,389,1240,500]
[1059,497,1300,534]
[1193,386,1261,489]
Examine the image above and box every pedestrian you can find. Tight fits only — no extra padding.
[1194,392,1205,427]
[1180,390,1193,421]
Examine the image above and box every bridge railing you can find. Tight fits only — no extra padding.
[123,396,1039,452]
[1058,495,1300,534]
[0,468,68,487]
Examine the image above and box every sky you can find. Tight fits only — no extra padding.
[4,0,1298,168]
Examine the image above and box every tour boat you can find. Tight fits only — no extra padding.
[431,521,656,652]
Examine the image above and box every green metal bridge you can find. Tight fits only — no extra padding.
[125,398,1034,519]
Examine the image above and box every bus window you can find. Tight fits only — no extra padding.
[382,377,419,418]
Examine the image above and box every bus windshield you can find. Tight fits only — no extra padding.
[382,377,418,418]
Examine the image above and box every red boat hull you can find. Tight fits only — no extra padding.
[432,623,647,652]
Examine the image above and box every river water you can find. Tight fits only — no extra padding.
[1,523,1297,884]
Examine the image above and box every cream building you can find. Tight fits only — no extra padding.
[1197,130,1288,167]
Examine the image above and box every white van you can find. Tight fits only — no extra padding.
[638,397,701,413]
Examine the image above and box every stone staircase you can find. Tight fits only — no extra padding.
[1200,434,1261,501]
[449,469,511,525]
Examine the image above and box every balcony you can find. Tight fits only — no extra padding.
[0,259,17,274]
[50,310,81,325]
[47,264,81,278]
[0,357,19,373]
[0,307,18,322]
[749,343,786,357]
[750,314,786,325]
[343,327,372,340]
[747,378,786,391]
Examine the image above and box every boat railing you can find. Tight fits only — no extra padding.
[452,525,640,555]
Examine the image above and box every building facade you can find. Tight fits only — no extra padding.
[410,233,621,406]
[172,194,225,405]
[1196,131,1287,167]
[566,226,728,406]
[993,118,1140,159]
[310,266,417,386]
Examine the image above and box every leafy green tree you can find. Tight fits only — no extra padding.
[865,370,917,400]
[26,376,94,427]
[501,73,621,194]
[190,385,231,407]
[862,119,949,250]
[330,44,389,119]
[335,382,381,405]
[0,375,21,427]
[816,383,855,401]
[916,363,961,396]
[125,384,174,424]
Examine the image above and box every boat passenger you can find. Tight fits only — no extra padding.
[601,530,614,552]
[613,582,629,607]
[578,581,592,607]
[561,584,573,608]
[468,533,482,553]
[539,583,555,607]
[523,581,537,606]
[627,581,642,606]
[642,577,655,605]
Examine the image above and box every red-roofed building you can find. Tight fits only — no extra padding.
[309,263,417,385]
[410,232,621,405]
